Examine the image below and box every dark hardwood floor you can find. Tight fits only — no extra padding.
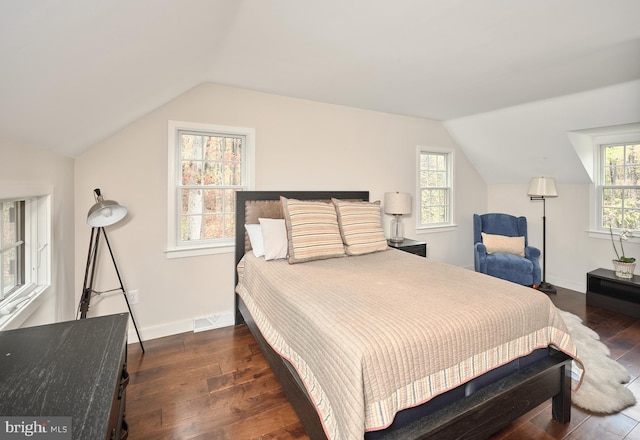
[125,287,640,439]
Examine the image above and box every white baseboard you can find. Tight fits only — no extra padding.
[547,276,585,294]
[127,311,235,343]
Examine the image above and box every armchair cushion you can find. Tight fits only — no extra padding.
[481,232,525,256]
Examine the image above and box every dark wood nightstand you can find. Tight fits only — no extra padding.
[387,238,427,257]
[586,268,640,319]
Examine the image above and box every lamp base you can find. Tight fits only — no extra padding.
[538,281,557,294]
[390,215,404,244]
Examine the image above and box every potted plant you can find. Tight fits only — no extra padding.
[610,227,636,278]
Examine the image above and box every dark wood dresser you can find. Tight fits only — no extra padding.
[0,313,129,440]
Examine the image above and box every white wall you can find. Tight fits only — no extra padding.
[0,140,75,327]
[487,183,635,292]
[74,83,487,341]
[446,80,640,185]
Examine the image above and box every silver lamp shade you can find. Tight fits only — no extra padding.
[87,188,127,227]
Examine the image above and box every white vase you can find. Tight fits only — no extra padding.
[613,260,636,279]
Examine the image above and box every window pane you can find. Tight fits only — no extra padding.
[202,214,224,239]
[604,166,624,185]
[203,189,223,214]
[627,144,640,164]
[419,170,428,187]
[203,162,222,185]
[603,188,622,209]
[2,202,16,247]
[603,206,622,228]
[2,247,17,296]
[182,161,203,185]
[1,200,25,299]
[180,134,204,160]
[626,165,640,185]
[625,210,640,230]
[604,145,624,167]
[182,189,203,215]
[224,189,237,213]
[181,214,202,241]
[205,136,224,161]
[224,137,243,163]
[223,163,240,185]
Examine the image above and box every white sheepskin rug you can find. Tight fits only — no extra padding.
[558,310,636,413]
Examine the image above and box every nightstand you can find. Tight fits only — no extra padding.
[387,238,427,257]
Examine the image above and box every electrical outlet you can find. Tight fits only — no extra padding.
[127,290,139,305]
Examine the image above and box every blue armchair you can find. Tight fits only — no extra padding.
[473,213,541,287]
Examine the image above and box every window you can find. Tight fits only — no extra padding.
[0,193,50,326]
[600,142,640,230]
[1,200,24,299]
[417,148,454,228]
[167,121,255,258]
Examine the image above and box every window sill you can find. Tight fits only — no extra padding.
[416,224,458,235]
[0,285,50,331]
[165,243,234,259]
[588,229,640,244]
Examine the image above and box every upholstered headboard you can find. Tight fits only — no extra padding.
[234,190,369,324]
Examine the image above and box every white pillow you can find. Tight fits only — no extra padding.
[481,232,525,257]
[259,218,288,260]
[245,224,265,257]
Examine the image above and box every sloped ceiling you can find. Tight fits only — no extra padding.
[1,0,639,183]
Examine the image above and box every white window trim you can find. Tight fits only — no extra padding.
[588,130,640,240]
[166,121,255,259]
[0,182,52,330]
[415,145,457,234]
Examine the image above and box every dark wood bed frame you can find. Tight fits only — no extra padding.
[234,190,573,440]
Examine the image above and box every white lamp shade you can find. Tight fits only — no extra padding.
[87,190,128,227]
[527,177,558,197]
[384,192,412,215]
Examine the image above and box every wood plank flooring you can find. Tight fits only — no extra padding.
[125,287,640,439]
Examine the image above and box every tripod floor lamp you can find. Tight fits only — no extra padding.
[78,188,145,353]
[528,177,558,294]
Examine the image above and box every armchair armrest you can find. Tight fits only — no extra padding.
[525,245,540,259]
[525,245,542,285]
[474,242,488,273]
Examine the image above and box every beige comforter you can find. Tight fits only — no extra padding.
[236,249,577,440]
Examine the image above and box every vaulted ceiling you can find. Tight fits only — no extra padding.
[1,1,639,183]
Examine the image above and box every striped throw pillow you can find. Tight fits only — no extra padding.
[281,197,346,264]
[332,198,388,255]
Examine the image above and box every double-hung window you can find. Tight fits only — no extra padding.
[0,193,50,328]
[417,147,454,228]
[167,121,255,258]
[600,142,640,230]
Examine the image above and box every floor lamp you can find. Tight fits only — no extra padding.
[528,177,558,294]
[78,188,145,353]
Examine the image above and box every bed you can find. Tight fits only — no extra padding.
[234,190,577,440]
